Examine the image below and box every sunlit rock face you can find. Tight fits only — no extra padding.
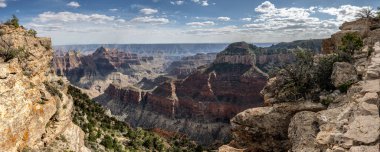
[0,24,89,152]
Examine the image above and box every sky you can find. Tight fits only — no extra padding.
[0,0,379,45]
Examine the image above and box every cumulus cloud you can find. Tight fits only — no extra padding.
[140,8,158,15]
[245,1,336,32]
[241,18,252,22]
[319,5,370,22]
[131,16,169,24]
[191,0,209,6]
[170,1,184,5]
[33,11,116,24]
[235,1,337,42]
[67,1,80,8]
[0,0,6,8]
[217,17,231,21]
[186,21,215,27]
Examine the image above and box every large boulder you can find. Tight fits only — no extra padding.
[229,101,325,151]
[331,62,358,88]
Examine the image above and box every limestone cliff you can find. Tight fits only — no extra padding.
[220,19,380,152]
[0,24,89,151]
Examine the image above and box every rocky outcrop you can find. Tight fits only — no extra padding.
[322,19,378,54]
[228,102,325,151]
[96,42,268,145]
[222,19,380,152]
[0,24,88,151]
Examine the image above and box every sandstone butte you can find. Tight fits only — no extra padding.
[219,18,380,152]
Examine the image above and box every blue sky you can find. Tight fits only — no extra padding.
[0,0,379,45]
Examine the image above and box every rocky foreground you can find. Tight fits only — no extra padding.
[220,18,380,152]
[0,24,89,151]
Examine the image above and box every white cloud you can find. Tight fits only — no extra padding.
[67,1,80,8]
[140,8,158,15]
[0,0,6,8]
[241,18,252,22]
[239,1,344,42]
[217,17,231,21]
[201,1,209,6]
[186,21,215,27]
[191,0,209,6]
[109,8,118,12]
[318,5,370,22]
[131,16,169,24]
[33,11,116,24]
[255,1,275,13]
[170,1,184,5]
[185,25,238,35]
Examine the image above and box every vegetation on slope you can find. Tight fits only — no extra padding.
[68,85,202,152]
[272,32,362,102]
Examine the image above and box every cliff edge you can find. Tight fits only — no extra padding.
[0,24,89,151]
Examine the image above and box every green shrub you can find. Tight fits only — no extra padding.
[43,81,63,99]
[368,47,375,58]
[316,52,352,91]
[100,135,115,149]
[4,15,20,28]
[338,81,354,93]
[339,33,364,55]
[279,49,316,100]
[0,47,29,62]
[27,29,37,37]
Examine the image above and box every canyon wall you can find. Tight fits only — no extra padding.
[95,42,268,145]
[166,53,217,78]
[53,47,165,97]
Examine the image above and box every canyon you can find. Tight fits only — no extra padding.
[53,39,322,146]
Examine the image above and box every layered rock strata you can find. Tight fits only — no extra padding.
[96,42,268,145]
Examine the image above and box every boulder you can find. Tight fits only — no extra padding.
[229,101,325,151]
[288,111,321,152]
[331,62,357,88]
[343,116,380,144]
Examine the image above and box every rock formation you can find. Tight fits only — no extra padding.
[221,19,380,152]
[53,47,165,97]
[0,24,89,151]
[166,53,217,78]
[95,42,268,145]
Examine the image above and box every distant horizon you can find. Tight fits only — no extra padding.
[2,0,378,44]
